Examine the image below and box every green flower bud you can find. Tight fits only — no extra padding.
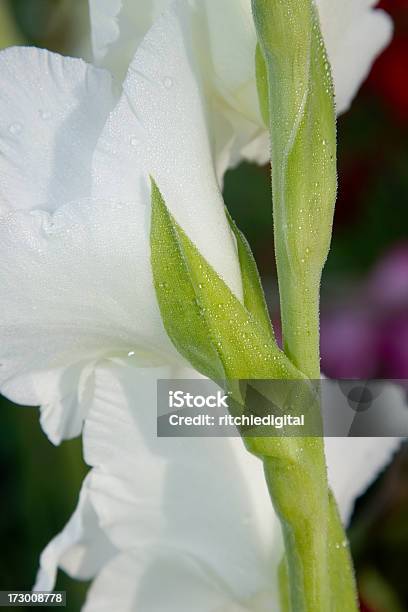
[252,0,337,377]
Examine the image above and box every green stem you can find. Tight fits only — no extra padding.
[251,1,360,608]
[275,484,359,612]
[244,384,331,612]
[272,181,358,610]
[263,441,330,611]
[275,249,321,379]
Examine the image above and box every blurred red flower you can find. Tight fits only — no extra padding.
[378,0,408,16]
[368,1,408,121]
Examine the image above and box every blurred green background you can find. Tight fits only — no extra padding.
[0,1,407,610]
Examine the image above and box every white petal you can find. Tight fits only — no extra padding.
[201,0,258,121]
[89,0,123,62]
[34,362,280,606]
[316,0,393,114]
[0,199,179,422]
[89,0,266,176]
[212,108,269,183]
[204,0,392,120]
[2,362,95,445]
[326,435,402,524]
[38,364,95,444]
[324,383,405,522]
[88,0,392,175]
[34,473,117,591]
[91,3,243,298]
[0,47,114,213]
[36,364,403,604]
[83,549,239,612]
[83,361,281,602]
[89,0,168,82]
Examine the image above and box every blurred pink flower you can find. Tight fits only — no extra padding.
[368,244,408,309]
[321,244,408,379]
[379,315,408,378]
[321,310,379,378]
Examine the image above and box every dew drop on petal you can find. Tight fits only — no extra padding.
[163,76,173,89]
[42,218,55,234]
[128,350,136,357]
[9,122,22,135]
[130,136,138,147]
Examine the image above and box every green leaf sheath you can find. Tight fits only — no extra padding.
[255,43,270,127]
[151,179,299,381]
[327,492,360,612]
[226,209,275,341]
[150,179,224,381]
[271,470,357,612]
[278,558,291,612]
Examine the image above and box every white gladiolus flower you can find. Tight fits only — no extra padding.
[0,5,242,444]
[0,2,401,609]
[34,362,401,610]
[0,1,392,446]
[89,0,393,177]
